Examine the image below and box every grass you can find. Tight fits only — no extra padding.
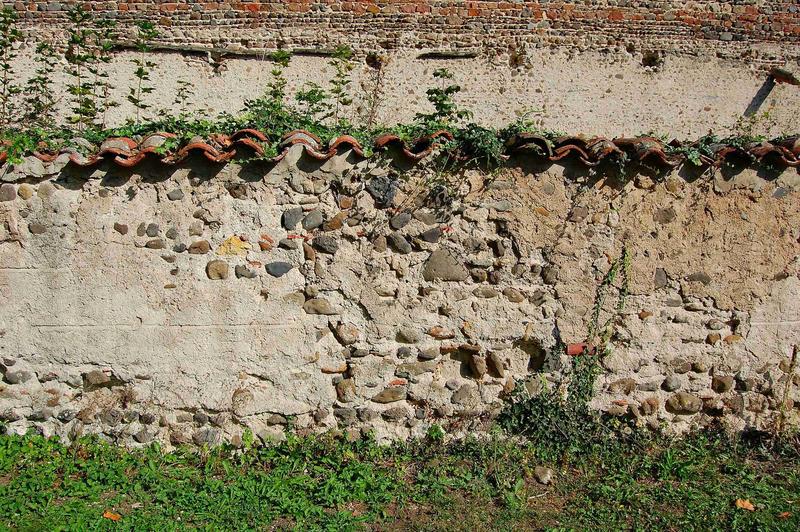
[0,429,798,530]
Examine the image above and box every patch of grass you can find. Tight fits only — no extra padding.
[0,430,797,530]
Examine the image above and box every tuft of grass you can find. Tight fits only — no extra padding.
[0,430,797,530]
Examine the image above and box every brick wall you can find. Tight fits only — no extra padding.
[9,1,800,65]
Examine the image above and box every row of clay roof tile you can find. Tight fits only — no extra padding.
[1,130,799,170]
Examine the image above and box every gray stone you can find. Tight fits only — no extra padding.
[313,235,339,254]
[542,266,559,285]
[57,409,77,422]
[372,387,407,403]
[189,221,204,236]
[235,265,257,279]
[485,199,512,212]
[534,466,554,485]
[265,262,293,277]
[397,326,422,344]
[0,184,16,201]
[146,223,160,237]
[5,370,34,384]
[654,268,668,289]
[419,227,442,243]
[687,272,712,285]
[192,427,222,446]
[303,298,338,315]
[473,286,499,298]
[389,212,412,230]
[569,206,589,222]
[413,210,437,225]
[165,227,178,240]
[653,207,676,224]
[381,406,407,421]
[366,175,398,207]
[100,409,123,426]
[666,392,702,414]
[28,223,46,235]
[188,240,211,254]
[279,238,300,250]
[712,375,734,393]
[661,375,681,392]
[133,428,154,443]
[469,354,487,378]
[206,260,229,280]
[282,207,304,230]
[83,370,111,388]
[267,414,287,425]
[334,323,359,345]
[167,188,184,201]
[334,407,357,425]
[451,384,477,404]
[445,379,461,391]
[418,347,439,361]
[388,232,412,254]
[397,346,415,359]
[422,249,468,281]
[302,209,324,230]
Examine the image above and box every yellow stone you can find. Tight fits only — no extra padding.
[17,184,34,200]
[217,235,251,256]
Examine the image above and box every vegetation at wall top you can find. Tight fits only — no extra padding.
[0,6,796,176]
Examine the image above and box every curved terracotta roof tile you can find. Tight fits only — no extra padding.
[1,129,798,174]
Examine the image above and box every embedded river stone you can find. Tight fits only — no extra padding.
[422,249,469,281]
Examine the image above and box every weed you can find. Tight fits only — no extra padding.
[128,21,158,124]
[173,79,195,117]
[65,5,99,130]
[363,52,387,130]
[94,18,119,127]
[22,42,58,129]
[0,430,796,530]
[295,82,331,123]
[0,7,21,129]
[329,45,354,126]
[499,248,632,458]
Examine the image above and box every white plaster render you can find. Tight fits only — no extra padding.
[5,48,800,138]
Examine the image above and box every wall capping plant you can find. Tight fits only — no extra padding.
[1,126,799,180]
[0,7,797,180]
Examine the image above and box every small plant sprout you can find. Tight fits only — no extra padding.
[173,79,195,117]
[416,67,472,130]
[128,21,159,124]
[23,42,58,129]
[93,18,118,128]
[295,82,331,123]
[65,5,99,130]
[0,7,22,129]
[364,52,387,130]
[329,44,354,125]
[267,49,291,107]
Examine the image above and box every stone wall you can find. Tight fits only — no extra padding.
[1,149,799,446]
[11,1,800,67]
[4,2,800,138]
